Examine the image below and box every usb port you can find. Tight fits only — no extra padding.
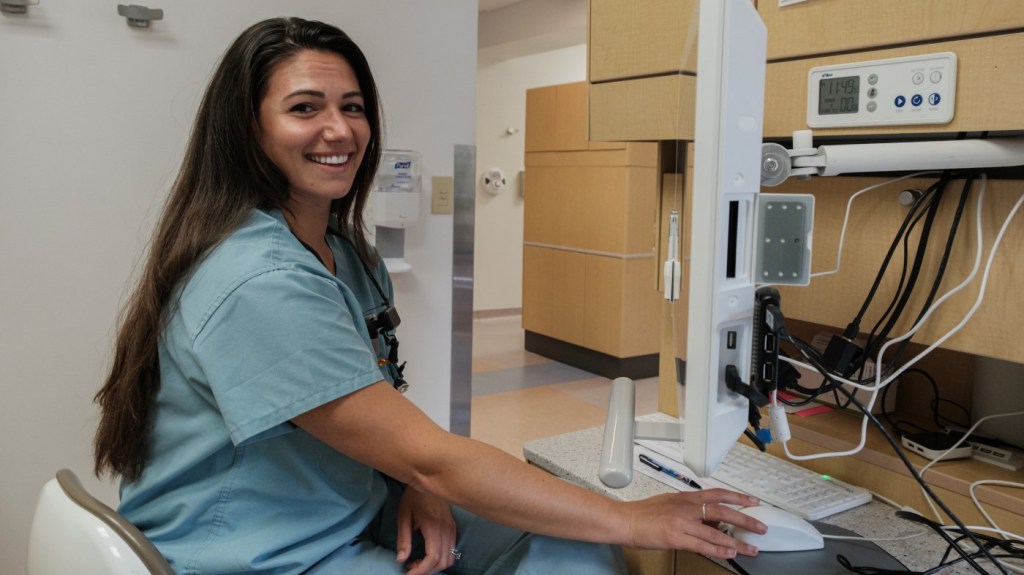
[762,363,773,383]
[764,333,776,353]
[727,331,737,349]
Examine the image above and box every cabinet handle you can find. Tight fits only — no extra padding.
[117,4,163,27]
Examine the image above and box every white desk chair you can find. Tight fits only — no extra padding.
[27,469,174,575]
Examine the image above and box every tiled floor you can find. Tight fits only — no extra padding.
[469,315,660,460]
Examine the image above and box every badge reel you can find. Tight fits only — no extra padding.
[365,306,408,393]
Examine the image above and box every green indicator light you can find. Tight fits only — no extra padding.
[821,475,832,480]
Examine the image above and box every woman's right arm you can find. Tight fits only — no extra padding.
[292,381,765,559]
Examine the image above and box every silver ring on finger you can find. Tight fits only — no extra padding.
[449,547,462,561]
[701,503,707,521]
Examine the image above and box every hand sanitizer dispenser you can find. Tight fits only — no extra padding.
[371,150,421,273]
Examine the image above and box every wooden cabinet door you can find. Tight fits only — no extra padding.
[525,83,589,152]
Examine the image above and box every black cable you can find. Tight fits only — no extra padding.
[836,554,922,575]
[775,340,974,436]
[776,337,832,401]
[776,335,856,408]
[862,183,943,373]
[898,511,1024,574]
[858,184,941,357]
[879,368,970,438]
[824,177,979,402]
[844,177,945,346]
[880,368,938,437]
[860,178,948,372]
[848,176,952,381]
[780,329,1008,575]
[885,176,975,370]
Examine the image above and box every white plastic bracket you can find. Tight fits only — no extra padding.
[117,4,163,27]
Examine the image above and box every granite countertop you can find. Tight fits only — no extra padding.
[524,420,986,575]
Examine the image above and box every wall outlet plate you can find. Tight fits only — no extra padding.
[431,176,454,215]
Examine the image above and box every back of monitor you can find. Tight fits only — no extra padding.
[682,0,767,478]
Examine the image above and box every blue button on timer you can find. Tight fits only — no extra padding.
[911,94,924,107]
[895,95,906,108]
[929,93,941,106]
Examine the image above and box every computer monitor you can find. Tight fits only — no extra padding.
[598,0,767,488]
[681,0,767,477]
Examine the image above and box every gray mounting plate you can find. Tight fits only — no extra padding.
[755,194,814,286]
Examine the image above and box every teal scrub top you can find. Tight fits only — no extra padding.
[118,209,396,574]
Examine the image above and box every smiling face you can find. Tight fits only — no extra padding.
[258,50,372,216]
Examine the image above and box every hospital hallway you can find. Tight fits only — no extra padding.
[469,314,660,459]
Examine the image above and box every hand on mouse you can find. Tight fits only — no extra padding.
[623,489,767,559]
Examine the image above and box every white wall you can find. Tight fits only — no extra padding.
[0,2,475,573]
[473,44,587,312]
[477,0,586,66]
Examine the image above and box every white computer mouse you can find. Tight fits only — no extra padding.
[727,505,824,552]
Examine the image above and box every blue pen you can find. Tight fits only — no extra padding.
[638,453,703,490]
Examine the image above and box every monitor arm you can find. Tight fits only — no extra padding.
[761,130,1024,187]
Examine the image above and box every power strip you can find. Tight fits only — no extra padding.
[970,441,1024,471]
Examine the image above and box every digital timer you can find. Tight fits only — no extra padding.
[818,76,860,115]
[806,52,956,128]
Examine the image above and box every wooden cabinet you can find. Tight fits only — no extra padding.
[526,82,624,152]
[588,0,1024,139]
[589,76,698,143]
[764,33,1024,138]
[587,0,699,142]
[525,82,587,152]
[589,0,697,83]
[522,82,663,378]
[523,247,664,360]
[757,0,1024,61]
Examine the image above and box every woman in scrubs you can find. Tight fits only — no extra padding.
[93,17,765,575]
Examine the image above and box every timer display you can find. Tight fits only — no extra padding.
[818,76,860,115]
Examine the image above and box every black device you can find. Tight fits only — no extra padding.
[752,286,782,394]
[365,305,400,334]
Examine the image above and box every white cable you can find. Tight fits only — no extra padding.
[781,174,995,394]
[950,521,1024,544]
[969,479,1024,541]
[866,180,1010,391]
[867,488,912,511]
[785,176,1024,463]
[782,182,1024,575]
[781,176,988,394]
[811,171,941,279]
[780,178,986,461]
[988,561,1024,575]
[983,560,1024,575]
[918,411,1024,523]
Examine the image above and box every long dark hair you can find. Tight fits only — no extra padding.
[94,17,384,481]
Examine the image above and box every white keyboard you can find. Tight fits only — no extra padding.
[710,441,872,521]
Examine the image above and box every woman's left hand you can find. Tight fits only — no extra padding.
[396,488,458,575]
